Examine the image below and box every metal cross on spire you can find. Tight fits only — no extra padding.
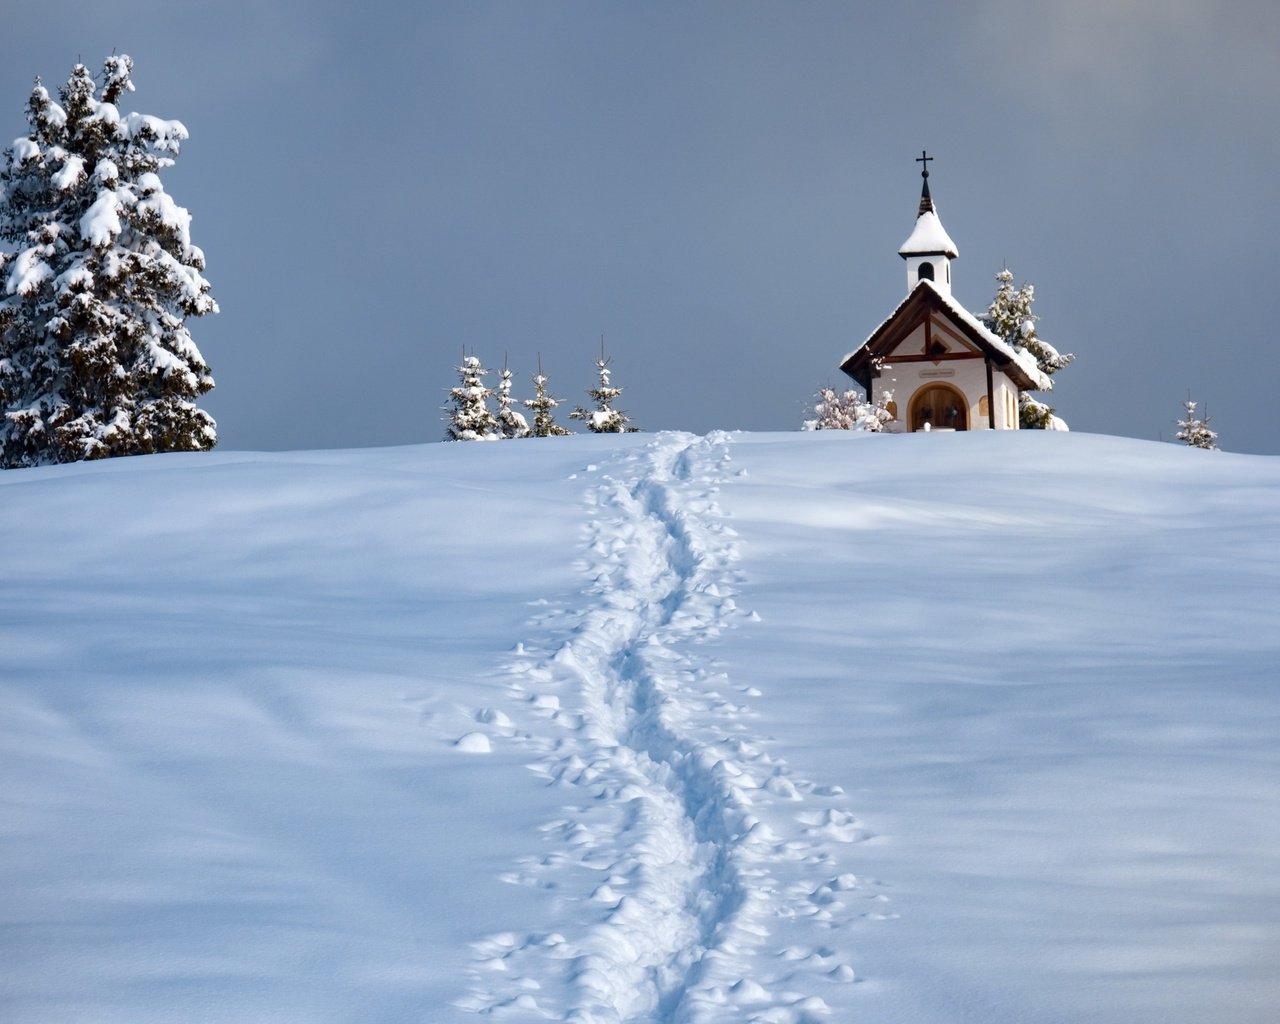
[915,150,936,215]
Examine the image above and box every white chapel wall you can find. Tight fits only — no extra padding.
[873,358,1023,431]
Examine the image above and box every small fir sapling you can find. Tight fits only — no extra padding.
[444,354,500,441]
[802,386,894,432]
[0,55,217,468]
[983,267,1073,430]
[570,338,638,433]
[523,356,571,437]
[1175,393,1219,450]
[494,355,531,439]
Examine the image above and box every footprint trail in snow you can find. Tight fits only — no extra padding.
[459,432,888,1023]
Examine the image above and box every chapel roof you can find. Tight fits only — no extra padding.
[840,278,1050,391]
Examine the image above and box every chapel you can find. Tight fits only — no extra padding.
[839,154,1049,431]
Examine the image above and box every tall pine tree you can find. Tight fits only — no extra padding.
[983,267,1072,430]
[570,339,637,433]
[0,55,217,468]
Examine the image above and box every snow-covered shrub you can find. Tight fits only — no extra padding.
[0,55,217,467]
[802,387,893,432]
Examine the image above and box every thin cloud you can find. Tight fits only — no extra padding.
[970,0,1280,121]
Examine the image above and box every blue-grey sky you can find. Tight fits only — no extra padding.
[5,1,1279,453]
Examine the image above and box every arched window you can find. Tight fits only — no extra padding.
[918,261,935,282]
[909,382,968,432]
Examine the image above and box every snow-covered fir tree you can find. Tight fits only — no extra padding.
[494,356,531,439]
[0,55,217,468]
[444,355,499,441]
[983,267,1073,430]
[802,386,894,432]
[1175,394,1219,450]
[570,342,637,433]
[523,357,570,437]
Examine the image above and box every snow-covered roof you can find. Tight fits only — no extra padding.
[840,279,1052,391]
[898,209,958,258]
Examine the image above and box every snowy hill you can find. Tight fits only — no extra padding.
[3,431,1279,1024]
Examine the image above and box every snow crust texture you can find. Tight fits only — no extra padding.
[461,433,869,1022]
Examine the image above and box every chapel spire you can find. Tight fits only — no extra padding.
[899,150,958,296]
[916,149,935,216]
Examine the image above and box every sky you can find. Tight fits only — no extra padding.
[3,1,1278,454]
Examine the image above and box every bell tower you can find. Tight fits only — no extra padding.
[898,151,958,296]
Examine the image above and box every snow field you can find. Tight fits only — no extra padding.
[2,430,1279,1024]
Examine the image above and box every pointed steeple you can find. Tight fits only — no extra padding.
[899,151,958,295]
[917,154,935,216]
